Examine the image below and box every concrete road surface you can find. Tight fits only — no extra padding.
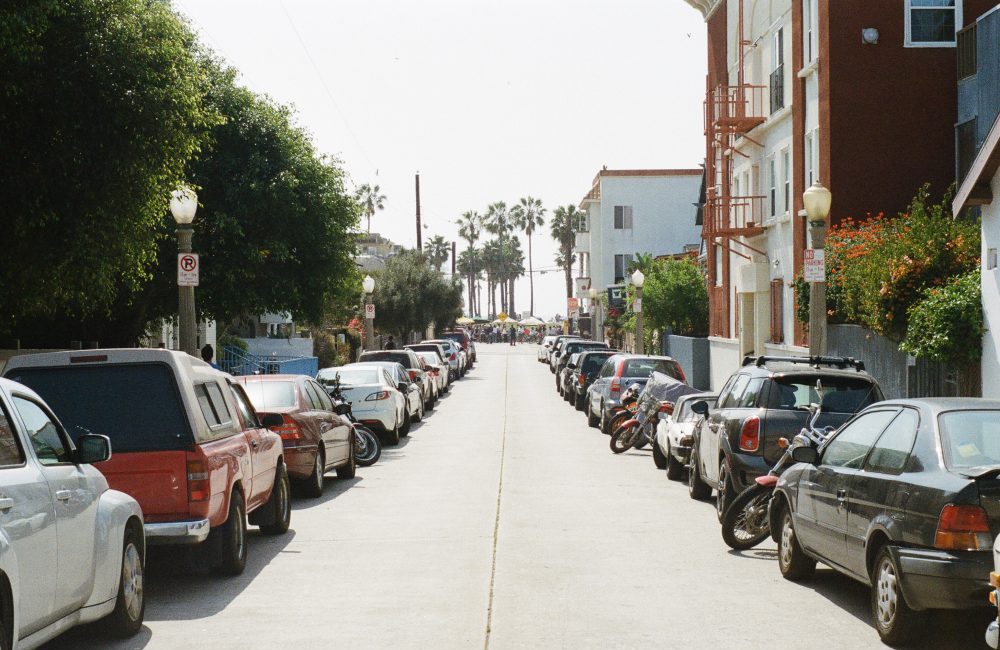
[44,343,990,649]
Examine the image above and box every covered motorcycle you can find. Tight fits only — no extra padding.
[610,372,700,454]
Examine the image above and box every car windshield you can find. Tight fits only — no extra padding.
[622,358,681,380]
[938,410,1000,469]
[8,363,194,452]
[242,380,297,410]
[767,376,880,413]
[317,368,380,386]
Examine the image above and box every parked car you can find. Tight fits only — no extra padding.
[555,340,610,391]
[422,339,465,380]
[412,350,450,395]
[567,349,618,412]
[770,398,1000,645]
[987,537,1000,648]
[440,330,474,369]
[653,392,717,480]
[538,335,557,362]
[238,375,355,498]
[318,365,412,446]
[406,342,448,366]
[4,349,291,577]
[358,350,434,409]
[586,354,686,433]
[0,377,146,647]
[348,361,424,444]
[687,355,882,522]
[548,335,582,373]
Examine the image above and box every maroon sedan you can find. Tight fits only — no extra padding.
[239,375,355,497]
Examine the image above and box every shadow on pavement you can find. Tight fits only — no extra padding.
[291,474,362,510]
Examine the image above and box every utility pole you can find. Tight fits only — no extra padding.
[451,241,457,276]
[415,173,422,251]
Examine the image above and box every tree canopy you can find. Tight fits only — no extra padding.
[373,250,463,339]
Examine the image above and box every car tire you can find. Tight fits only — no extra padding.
[260,466,291,536]
[302,450,325,498]
[337,439,357,479]
[587,406,600,428]
[386,417,402,445]
[0,612,8,650]
[104,524,145,638]
[777,505,815,581]
[716,462,733,523]
[870,546,922,646]
[575,393,586,412]
[216,493,247,575]
[687,450,712,501]
[652,441,668,469]
[666,449,685,481]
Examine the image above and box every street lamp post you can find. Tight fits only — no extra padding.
[802,180,832,357]
[363,274,376,351]
[588,287,601,343]
[632,269,645,355]
[169,187,198,356]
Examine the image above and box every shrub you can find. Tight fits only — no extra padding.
[901,271,984,363]
[642,258,709,337]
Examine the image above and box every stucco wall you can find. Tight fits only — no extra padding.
[982,171,1000,398]
[708,336,741,390]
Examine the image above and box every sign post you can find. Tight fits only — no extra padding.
[365,303,375,319]
[804,249,825,283]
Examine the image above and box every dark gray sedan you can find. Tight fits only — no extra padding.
[770,398,1000,646]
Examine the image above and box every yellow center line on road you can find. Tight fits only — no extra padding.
[483,347,509,650]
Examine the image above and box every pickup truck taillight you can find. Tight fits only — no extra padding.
[187,459,210,502]
[272,414,303,441]
[739,417,760,452]
[935,504,992,551]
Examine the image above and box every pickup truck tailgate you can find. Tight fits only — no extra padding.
[95,451,188,520]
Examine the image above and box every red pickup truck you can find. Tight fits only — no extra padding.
[5,349,291,575]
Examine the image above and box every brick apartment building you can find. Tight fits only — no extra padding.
[681,0,994,388]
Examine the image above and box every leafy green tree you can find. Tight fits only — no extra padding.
[642,258,709,337]
[550,205,581,299]
[512,196,546,316]
[424,235,451,272]
[901,271,984,363]
[354,183,386,234]
[373,250,463,339]
[0,0,219,339]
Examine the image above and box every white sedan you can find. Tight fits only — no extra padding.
[413,351,450,395]
[538,335,557,362]
[0,377,145,649]
[317,365,415,445]
[653,392,717,481]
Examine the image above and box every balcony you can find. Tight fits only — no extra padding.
[706,84,768,135]
[705,195,766,238]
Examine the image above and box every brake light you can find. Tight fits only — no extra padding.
[450,353,457,361]
[187,459,210,502]
[366,391,390,401]
[935,504,992,551]
[578,373,586,386]
[408,369,419,381]
[739,417,760,452]
[610,378,622,395]
[272,414,303,441]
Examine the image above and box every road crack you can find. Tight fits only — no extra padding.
[483,351,509,650]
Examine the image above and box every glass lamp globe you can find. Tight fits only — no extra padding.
[169,187,198,225]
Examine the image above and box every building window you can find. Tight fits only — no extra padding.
[956,118,978,183]
[769,279,784,343]
[714,245,723,287]
[770,29,785,113]
[804,131,817,187]
[781,149,791,214]
[613,205,633,229]
[803,0,818,63]
[575,212,589,232]
[614,254,633,284]
[768,156,777,219]
[905,0,962,48]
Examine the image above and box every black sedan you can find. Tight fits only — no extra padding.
[770,398,1000,646]
[561,349,618,411]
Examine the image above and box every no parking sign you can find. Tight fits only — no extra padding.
[178,253,199,286]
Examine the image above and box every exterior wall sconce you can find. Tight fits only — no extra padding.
[862,28,880,45]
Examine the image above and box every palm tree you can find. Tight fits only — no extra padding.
[424,235,451,272]
[456,247,482,317]
[511,196,545,316]
[481,238,504,317]
[354,183,386,233]
[483,201,512,240]
[500,236,525,316]
[456,210,483,315]
[550,205,581,299]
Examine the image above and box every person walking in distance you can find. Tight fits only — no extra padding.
[384,335,397,350]
[509,324,517,346]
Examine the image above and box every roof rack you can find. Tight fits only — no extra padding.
[740,355,866,373]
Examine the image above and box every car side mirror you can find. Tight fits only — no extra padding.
[566,363,576,370]
[691,400,709,416]
[791,446,819,464]
[76,433,111,464]
[260,413,284,428]
[333,403,351,416]
[398,382,408,391]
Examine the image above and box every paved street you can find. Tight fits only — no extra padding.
[46,343,988,650]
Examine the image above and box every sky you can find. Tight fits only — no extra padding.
[173,0,708,320]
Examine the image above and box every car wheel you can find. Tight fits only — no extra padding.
[666,448,685,481]
[260,465,291,535]
[871,546,921,646]
[687,450,712,501]
[337,439,357,479]
[575,393,586,411]
[716,462,733,523]
[777,505,815,581]
[216,492,247,575]
[104,524,145,638]
[652,441,668,470]
[395,412,409,440]
[302,450,325,498]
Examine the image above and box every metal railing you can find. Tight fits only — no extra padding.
[219,345,319,377]
[957,23,977,80]
[706,84,768,132]
[706,195,767,235]
[770,65,785,114]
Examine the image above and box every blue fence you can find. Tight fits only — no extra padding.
[220,345,318,377]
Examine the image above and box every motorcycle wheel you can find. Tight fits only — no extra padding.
[609,424,635,454]
[354,426,382,467]
[721,483,774,550]
[606,410,630,437]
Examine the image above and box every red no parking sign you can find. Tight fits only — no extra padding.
[178,253,199,287]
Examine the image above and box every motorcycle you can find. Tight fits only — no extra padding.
[720,403,830,550]
[327,377,382,467]
[610,372,701,454]
[604,382,643,437]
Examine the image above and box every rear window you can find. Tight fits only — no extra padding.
[317,368,380,386]
[242,381,297,410]
[938,410,1000,469]
[622,358,682,380]
[766,376,881,413]
[8,363,193,452]
[582,354,614,373]
[360,351,412,367]
[416,352,439,364]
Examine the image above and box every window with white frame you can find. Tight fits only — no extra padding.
[714,244,723,286]
[805,131,816,187]
[768,156,777,218]
[906,0,962,47]
[803,0,818,64]
[613,205,633,229]
[781,149,791,214]
[614,254,633,284]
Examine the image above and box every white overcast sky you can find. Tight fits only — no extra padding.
[174,0,708,320]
